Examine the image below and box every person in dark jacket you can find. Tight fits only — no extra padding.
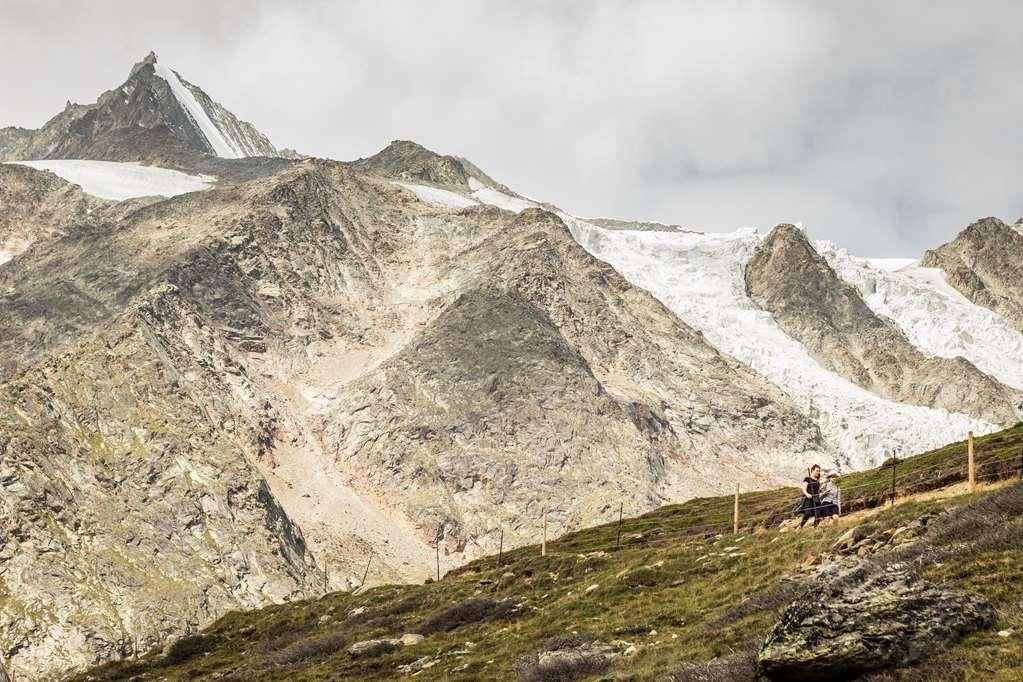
[795,464,823,528]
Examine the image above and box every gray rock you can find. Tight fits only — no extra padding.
[399,633,425,646]
[348,638,401,658]
[758,559,995,681]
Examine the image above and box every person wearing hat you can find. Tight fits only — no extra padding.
[818,471,842,524]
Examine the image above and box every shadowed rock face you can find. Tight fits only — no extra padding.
[0,52,278,166]
[758,559,995,681]
[0,160,827,678]
[745,224,1023,426]
[921,217,1023,333]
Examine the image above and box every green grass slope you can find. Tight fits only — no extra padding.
[78,425,1023,681]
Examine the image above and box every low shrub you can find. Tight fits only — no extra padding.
[417,597,521,634]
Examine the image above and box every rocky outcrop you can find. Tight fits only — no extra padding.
[351,139,513,193]
[0,52,278,165]
[0,283,318,677]
[0,163,110,256]
[758,559,995,680]
[746,224,1022,426]
[585,217,693,233]
[920,217,1023,332]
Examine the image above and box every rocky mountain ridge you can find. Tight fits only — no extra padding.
[921,216,1023,332]
[0,52,278,166]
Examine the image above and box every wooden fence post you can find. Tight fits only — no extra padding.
[967,431,976,492]
[541,508,548,557]
[616,503,623,549]
[733,483,740,534]
[360,553,372,589]
[1018,446,1023,481]
[890,457,897,507]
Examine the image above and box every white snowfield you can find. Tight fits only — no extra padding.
[9,160,213,201]
[153,61,241,159]
[820,243,1023,391]
[454,179,997,465]
[393,182,478,208]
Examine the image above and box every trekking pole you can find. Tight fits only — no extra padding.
[541,508,548,557]
[498,529,504,567]
[733,483,740,535]
[435,543,440,581]
[967,431,976,492]
[1018,446,1023,481]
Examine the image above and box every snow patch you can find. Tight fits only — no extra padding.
[865,257,916,272]
[153,60,240,159]
[468,177,538,213]
[821,243,1023,391]
[393,182,477,208]
[0,251,11,267]
[563,217,995,468]
[10,160,213,201]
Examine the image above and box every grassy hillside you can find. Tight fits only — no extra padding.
[79,425,1023,681]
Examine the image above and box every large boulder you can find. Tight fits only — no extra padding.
[758,559,995,681]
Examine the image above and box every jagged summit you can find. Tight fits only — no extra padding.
[352,139,515,193]
[921,216,1023,331]
[0,51,280,165]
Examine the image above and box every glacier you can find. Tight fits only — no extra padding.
[9,160,213,201]
[461,179,996,468]
[820,243,1023,391]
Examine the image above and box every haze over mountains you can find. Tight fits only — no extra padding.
[1,54,1022,679]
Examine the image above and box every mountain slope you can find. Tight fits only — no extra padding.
[920,217,1023,332]
[0,157,829,679]
[745,224,1022,426]
[0,52,278,165]
[0,163,110,259]
[75,426,1023,682]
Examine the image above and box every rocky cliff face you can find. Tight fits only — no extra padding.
[745,224,1022,426]
[0,52,278,165]
[0,164,110,257]
[0,156,828,678]
[920,217,1023,332]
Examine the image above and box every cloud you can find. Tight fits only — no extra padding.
[2,0,1021,254]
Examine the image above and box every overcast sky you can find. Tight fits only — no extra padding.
[3,0,1021,255]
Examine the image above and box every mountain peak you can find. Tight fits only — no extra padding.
[1,53,280,165]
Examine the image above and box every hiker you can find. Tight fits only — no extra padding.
[818,471,842,525]
[795,464,822,528]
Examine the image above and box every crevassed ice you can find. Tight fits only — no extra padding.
[10,160,212,201]
[465,181,996,467]
[153,61,240,159]
[561,219,995,468]
[394,182,478,208]
[820,243,1023,391]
